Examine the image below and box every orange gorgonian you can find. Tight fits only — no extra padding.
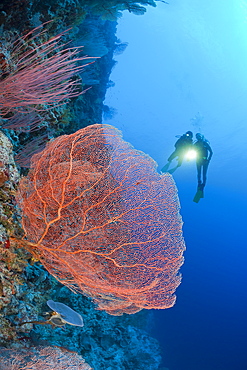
[16,124,185,315]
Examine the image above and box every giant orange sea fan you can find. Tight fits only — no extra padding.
[0,346,92,369]
[16,124,185,315]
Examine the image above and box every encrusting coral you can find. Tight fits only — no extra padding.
[0,131,32,343]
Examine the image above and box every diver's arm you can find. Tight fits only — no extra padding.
[207,144,213,161]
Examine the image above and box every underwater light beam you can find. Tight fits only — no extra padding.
[185,149,197,160]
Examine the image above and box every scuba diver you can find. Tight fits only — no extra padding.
[194,133,213,191]
[161,131,193,174]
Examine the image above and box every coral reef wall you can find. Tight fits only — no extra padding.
[0,1,166,369]
[0,0,120,167]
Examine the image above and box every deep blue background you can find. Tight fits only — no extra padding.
[104,1,247,369]
[153,182,247,370]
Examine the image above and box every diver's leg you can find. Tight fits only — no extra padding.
[161,162,171,172]
[162,150,178,172]
[202,160,209,187]
[196,162,202,185]
[168,150,178,162]
[167,152,183,174]
[177,154,183,167]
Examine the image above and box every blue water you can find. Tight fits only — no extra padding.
[104,1,247,369]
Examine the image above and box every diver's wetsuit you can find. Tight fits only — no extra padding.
[194,139,213,188]
[168,134,193,167]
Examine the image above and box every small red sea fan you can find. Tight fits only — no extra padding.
[16,124,185,315]
[0,23,93,130]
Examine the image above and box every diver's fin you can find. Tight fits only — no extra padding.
[168,167,178,174]
[161,163,170,173]
[193,190,204,203]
